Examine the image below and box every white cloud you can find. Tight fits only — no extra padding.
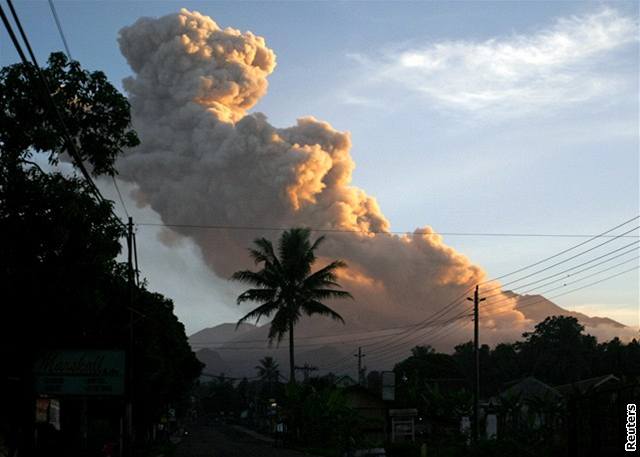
[355,8,637,115]
[341,93,386,108]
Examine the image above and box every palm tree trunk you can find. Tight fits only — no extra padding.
[289,320,295,383]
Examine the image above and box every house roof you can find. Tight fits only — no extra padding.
[499,377,562,401]
[554,374,619,397]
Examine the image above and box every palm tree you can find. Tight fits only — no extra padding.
[256,356,280,397]
[256,356,280,384]
[232,228,352,383]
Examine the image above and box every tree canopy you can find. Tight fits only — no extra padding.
[0,53,200,453]
[0,52,138,175]
[233,227,352,382]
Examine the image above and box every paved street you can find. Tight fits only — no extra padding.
[175,425,314,457]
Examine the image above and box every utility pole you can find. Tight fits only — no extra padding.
[354,347,366,385]
[467,285,485,445]
[126,217,135,456]
[294,363,318,382]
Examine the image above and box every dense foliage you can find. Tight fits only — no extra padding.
[192,316,638,457]
[233,227,352,382]
[380,316,640,456]
[449,316,640,396]
[0,52,138,175]
[0,53,201,453]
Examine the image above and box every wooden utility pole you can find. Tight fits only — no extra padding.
[354,347,366,385]
[126,217,135,456]
[467,285,485,444]
[294,363,318,382]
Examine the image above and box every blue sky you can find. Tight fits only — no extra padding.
[2,1,638,331]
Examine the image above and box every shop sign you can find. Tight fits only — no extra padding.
[34,350,125,396]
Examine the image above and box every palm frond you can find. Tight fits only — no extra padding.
[236,301,279,327]
[236,288,278,304]
[233,228,351,363]
[309,234,326,253]
[279,228,315,279]
[249,248,270,265]
[301,299,345,324]
[308,288,354,301]
[231,269,273,287]
[267,308,296,343]
[252,237,281,268]
[303,260,348,289]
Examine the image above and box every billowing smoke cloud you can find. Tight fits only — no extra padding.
[115,9,538,350]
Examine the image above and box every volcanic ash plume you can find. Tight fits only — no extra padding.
[117,9,525,343]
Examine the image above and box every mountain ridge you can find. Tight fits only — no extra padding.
[190,295,626,378]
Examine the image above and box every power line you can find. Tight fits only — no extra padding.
[513,254,638,298]
[0,3,27,63]
[437,244,639,344]
[367,262,638,369]
[478,244,640,311]
[44,0,132,221]
[307,256,636,372]
[363,319,469,369]
[136,221,639,239]
[480,224,639,297]
[163,217,640,356]
[484,216,639,284]
[492,243,638,297]
[190,328,418,348]
[359,292,472,354]
[362,313,472,366]
[1,0,125,228]
[360,219,640,364]
[300,219,639,366]
[191,217,639,370]
[189,313,467,349]
[47,0,71,59]
[483,265,639,318]
[340,314,475,371]
[4,0,99,197]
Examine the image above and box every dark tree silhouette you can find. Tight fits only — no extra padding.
[232,228,352,383]
[256,356,280,385]
[0,53,200,454]
[516,316,597,384]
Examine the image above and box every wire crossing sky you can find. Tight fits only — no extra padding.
[2,1,637,335]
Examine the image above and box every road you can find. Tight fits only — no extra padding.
[175,424,314,457]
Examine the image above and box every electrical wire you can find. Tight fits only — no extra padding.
[481,215,639,284]
[1,0,125,228]
[42,0,133,222]
[478,250,640,312]
[20,0,634,366]
[364,261,638,370]
[47,0,72,59]
[351,219,640,366]
[190,218,639,366]
[480,224,639,297]
[483,265,639,318]
[137,221,640,239]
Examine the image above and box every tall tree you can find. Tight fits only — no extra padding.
[233,228,352,383]
[0,53,201,454]
[256,356,280,397]
[256,356,280,384]
[516,315,596,384]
